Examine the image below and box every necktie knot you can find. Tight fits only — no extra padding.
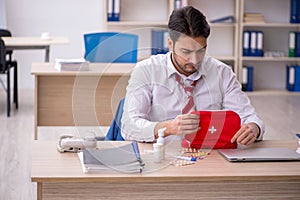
[175,74,197,94]
[175,74,198,114]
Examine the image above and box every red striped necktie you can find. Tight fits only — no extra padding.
[175,74,198,114]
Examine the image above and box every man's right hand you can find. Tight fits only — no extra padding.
[159,114,200,137]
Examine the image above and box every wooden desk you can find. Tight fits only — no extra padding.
[31,63,135,139]
[1,37,69,62]
[31,140,300,200]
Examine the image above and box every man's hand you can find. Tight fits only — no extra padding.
[155,114,199,138]
[231,123,260,146]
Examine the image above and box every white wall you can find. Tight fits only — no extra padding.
[0,0,6,28]
[5,0,104,88]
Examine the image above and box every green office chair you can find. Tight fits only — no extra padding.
[83,32,138,63]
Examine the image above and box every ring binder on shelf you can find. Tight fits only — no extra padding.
[151,29,169,55]
[243,31,264,57]
[243,31,250,56]
[290,0,300,23]
[107,0,120,21]
[286,65,300,92]
[242,66,253,92]
[250,32,257,56]
[295,32,300,57]
[256,31,264,57]
[289,31,296,57]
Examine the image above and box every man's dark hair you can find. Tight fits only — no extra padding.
[168,6,210,42]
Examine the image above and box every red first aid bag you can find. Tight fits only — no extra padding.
[182,110,241,149]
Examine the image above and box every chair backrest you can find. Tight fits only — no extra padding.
[83,32,138,63]
[105,98,125,141]
[0,29,13,59]
[0,29,12,37]
[0,39,6,72]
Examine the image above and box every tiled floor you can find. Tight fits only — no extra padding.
[0,89,300,200]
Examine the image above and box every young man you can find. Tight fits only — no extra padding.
[121,6,264,146]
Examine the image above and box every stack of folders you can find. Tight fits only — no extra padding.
[55,58,89,71]
[243,13,265,23]
[243,31,264,57]
[174,0,188,9]
[288,31,300,57]
[286,65,300,92]
[151,29,169,55]
[290,0,300,23]
[242,66,253,92]
[107,0,120,21]
[77,141,145,173]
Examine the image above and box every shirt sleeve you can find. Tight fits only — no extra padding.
[220,66,265,140]
[121,62,158,142]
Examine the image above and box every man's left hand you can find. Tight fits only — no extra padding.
[231,123,260,146]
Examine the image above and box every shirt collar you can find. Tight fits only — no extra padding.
[166,52,207,82]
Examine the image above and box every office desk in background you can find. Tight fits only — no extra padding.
[2,37,69,62]
[31,140,300,200]
[31,62,135,139]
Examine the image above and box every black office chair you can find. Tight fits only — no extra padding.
[0,38,18,117]
[0,29,13,62]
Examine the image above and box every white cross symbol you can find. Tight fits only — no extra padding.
[208,126,217,134]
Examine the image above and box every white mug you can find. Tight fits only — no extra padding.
[41,32,50,40]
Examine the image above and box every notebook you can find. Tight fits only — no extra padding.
[218,147,300,162]
[78,141,144,173]
[182,110,241,149]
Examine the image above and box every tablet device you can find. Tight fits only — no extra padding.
[182,110,241,149]
[218,147,300,162]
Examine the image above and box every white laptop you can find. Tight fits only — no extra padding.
[218,147,300,162]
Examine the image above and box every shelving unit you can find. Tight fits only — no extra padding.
[102,0,300,91]
[239,0,300,90]
[103,0,173,59]
[189,0,240,73]
[103,0,240,72]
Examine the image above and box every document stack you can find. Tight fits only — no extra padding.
[288,31,300,57]
[243,31,264,57]
[55,58,89,71]
[77,141,145,173]
[151,29,169,55]
[243,13,265,23]
[107,0,120,21]
[290,0,300,23]
[286,64,300,92]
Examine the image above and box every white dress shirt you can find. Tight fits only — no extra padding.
[121,52,265,142]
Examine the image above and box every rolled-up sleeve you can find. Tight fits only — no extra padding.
[121,62,157,142]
